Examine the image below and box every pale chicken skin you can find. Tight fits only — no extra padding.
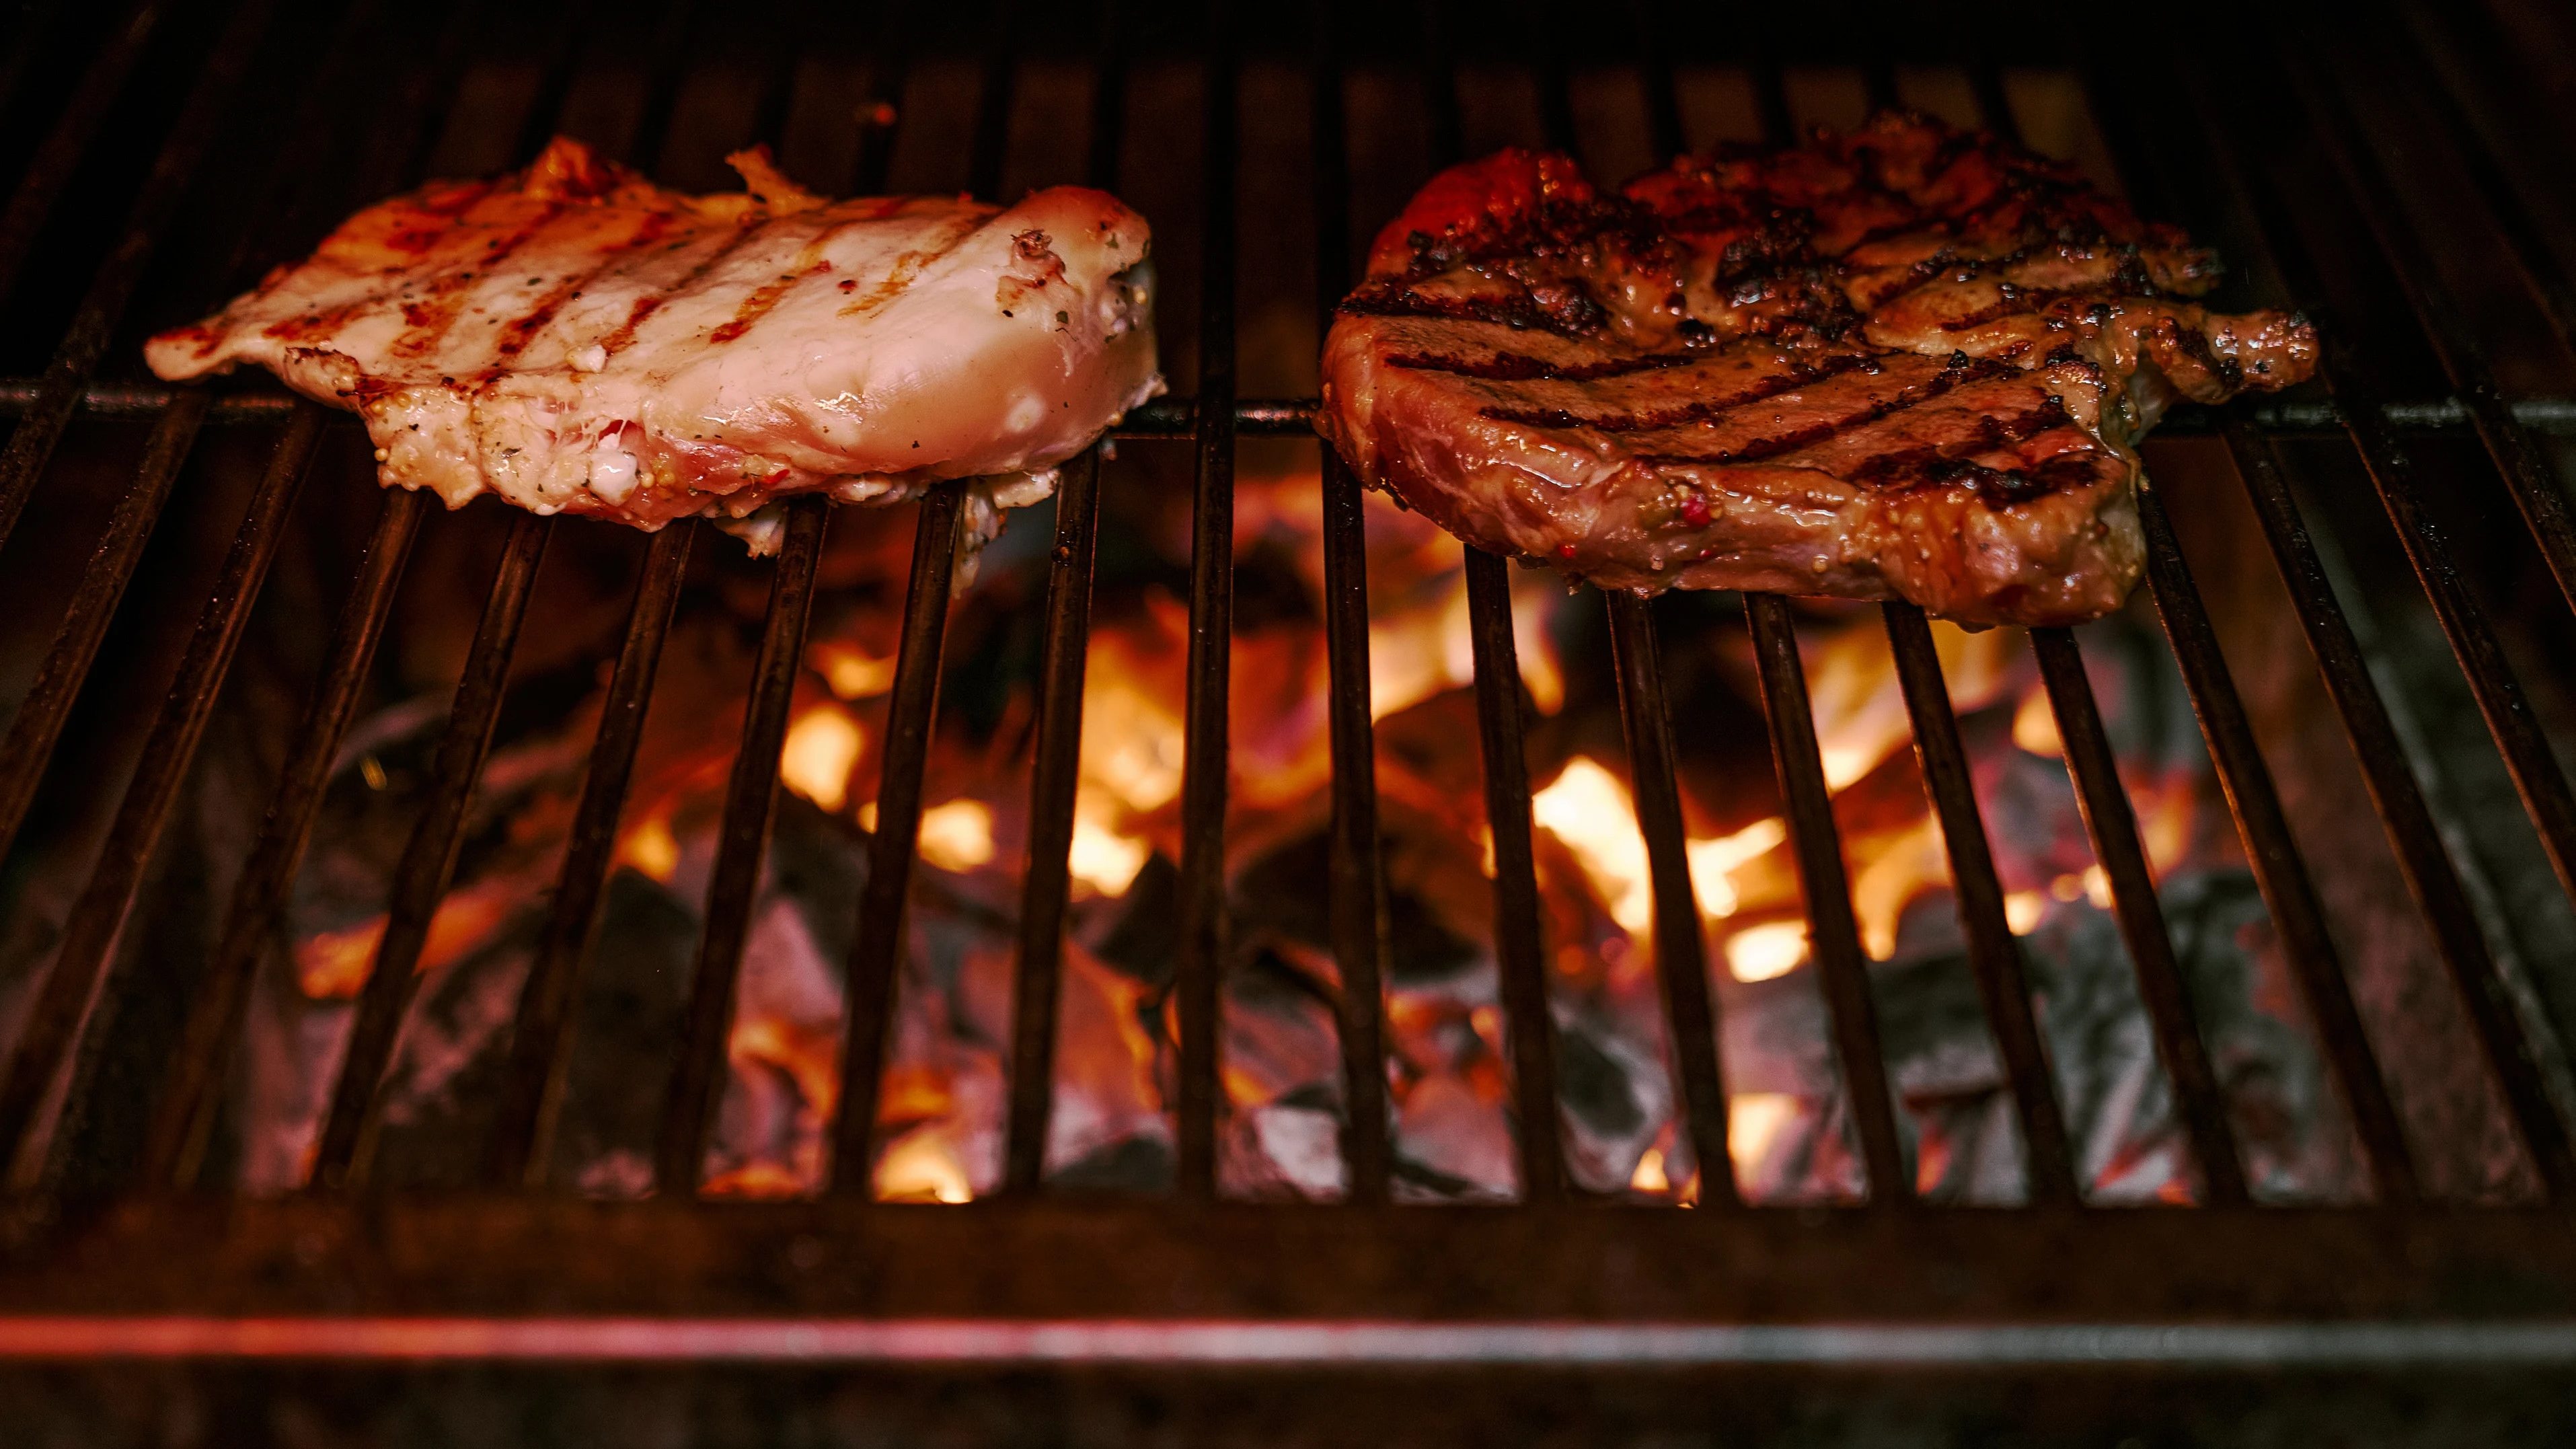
[147,137,1162,550]
[1319,112,2317,625]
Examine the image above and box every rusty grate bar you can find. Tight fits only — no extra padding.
[655,497,829,1194]
[309,513,552,1191]
[1309,26,1392,1205]
[2135,488,2419,1202]
[1882,601,2081,1206]
[2033,626,2250,1206]
[1744,593,1912,1205]
[0,0,276,553]
[486,521,695,1187]
[829,484,964,1195]
[138,486,428,1187]
[0,390,207,867]
[1172,32,1240,1201]
[1604,594,1738,1206]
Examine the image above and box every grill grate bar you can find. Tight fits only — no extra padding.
[0,390,206,868]
[2222,423,2576,1197]
[1464,549,1567,1200]
[2392,3,2576,366]
[477,0,793,1191]
[510,0,603,172]
[1318,449,1394,1201]
[1172,35,1240,1200]
[1310,40,1393,1204]
[2179,60,2576,922]
[625,0,705,180]
[0,0,163,320]
[486,523,695,1187]
[8,385,2567,439]
[198,0,388,307]
[1001,19,1127,1196]
[656,14,912,1197]
[1604,594,1739,1207]
[829,485,964,1196]
[2033,626,2250,1206]
[309,513,553,1191]
[2135,488,2420,1203]
[0,389,206,1178]
[1743,593,1912,1205]
[137,486,427,1187]
[654,497,827,1195]
[1882,601,2081,1206]
[831,7,1018,1201]
[11,404,319,1187]
[2275,22,2576,631]
[2064,43,2415,1198]
[1430,30,1564,1202]
[2084,48,2576,1199]
[1002,450,1101,1195]
[0,0,273,554]
[473,0,757,1186]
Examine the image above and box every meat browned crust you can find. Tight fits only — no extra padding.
[148,137,1163,556]
[1317,111,2317,625]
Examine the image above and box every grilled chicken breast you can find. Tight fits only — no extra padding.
[1318,112,2316,624]
[148,137,1162,554]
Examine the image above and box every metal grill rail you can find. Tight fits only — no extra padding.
[0,0,2570,1347]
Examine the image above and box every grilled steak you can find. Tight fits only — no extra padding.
[1318,112,2316,624]
[148,137,1162,554]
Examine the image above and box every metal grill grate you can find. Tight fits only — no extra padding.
[0,0,2571,1378]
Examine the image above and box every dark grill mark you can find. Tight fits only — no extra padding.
[841,213,989,318]
[595,217,776,356]
[1387,348,1706,382]
[494,211,675,358]
[1933,284,2131,332]
[1848,395,2089,507]
[1340,285,1591,336]
[385,202,573,359]
[1477,349,1881,432]
[1628,352,2013,464]
[709,258,830,343]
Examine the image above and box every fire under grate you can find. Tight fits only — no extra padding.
[0,0,2574,1426]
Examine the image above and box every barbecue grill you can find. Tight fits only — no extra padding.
[1,0,2575,1441]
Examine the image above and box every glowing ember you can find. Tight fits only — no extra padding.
[1684,817,1786,919]
[219,433,2330,1213]
[779,702,863,812]
[916,799,995,871]
[809,640,897,700]
[1727,1092,1801,1185]
[1533,757,1654,936]
[1725,921,1810,983]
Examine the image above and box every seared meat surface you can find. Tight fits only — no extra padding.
[149,138,1162,553]
[1318,112,2316,624]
